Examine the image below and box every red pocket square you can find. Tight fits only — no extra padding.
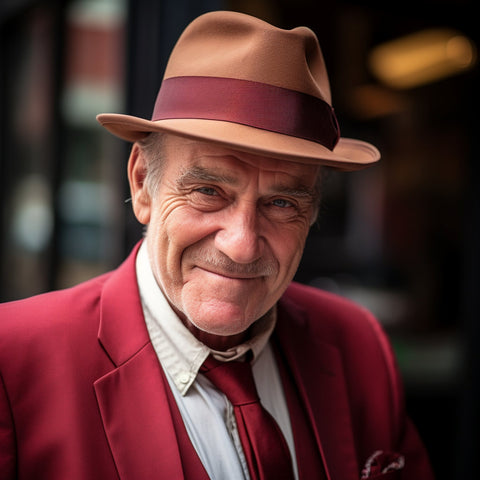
[361,450,405,478]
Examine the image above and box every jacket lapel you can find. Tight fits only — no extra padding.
[94,243,184,479]
[276,293,359,480]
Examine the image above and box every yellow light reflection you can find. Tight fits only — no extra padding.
[369,29,477,89]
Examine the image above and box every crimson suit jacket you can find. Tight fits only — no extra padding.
[0,244,434,479]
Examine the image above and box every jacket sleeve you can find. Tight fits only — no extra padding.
[0,373,16,479]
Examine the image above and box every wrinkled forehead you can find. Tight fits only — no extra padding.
[162,133,321,184]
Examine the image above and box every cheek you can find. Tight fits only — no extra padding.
[267,226,309,286]
[164,209,219,248]
[148,206,220,272]
[276,245,303,281]
[271,221,310,262]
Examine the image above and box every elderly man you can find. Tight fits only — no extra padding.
[0,10,434,480]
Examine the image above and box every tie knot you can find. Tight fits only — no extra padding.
[201,356,259,406]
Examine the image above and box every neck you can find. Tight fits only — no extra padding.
[185,323,250,351]
[182,307,275,351]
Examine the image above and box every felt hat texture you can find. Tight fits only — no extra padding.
[97,11,380,170]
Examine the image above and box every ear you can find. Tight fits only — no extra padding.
[127,143,151,225]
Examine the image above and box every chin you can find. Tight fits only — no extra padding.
[186,303,258,337]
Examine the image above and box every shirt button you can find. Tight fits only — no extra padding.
[179,372,190,384]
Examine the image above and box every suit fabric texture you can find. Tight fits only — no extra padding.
[0,243,434,479]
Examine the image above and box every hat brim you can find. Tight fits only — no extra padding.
[96,113,380,171]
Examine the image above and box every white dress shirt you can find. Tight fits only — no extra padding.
[135,242,298,480]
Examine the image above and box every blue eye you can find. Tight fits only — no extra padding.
[196,187,218,196]
[272,198,293,208]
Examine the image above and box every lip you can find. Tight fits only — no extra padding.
[196,265,263,280]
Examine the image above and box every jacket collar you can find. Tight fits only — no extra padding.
[97,242,150,366]
[95,242,186,479]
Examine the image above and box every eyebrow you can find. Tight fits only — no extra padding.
[177,165,317,200]
[272,183,317,199]
[177,166,239,187]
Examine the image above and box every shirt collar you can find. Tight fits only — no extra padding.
[135,241,276,395]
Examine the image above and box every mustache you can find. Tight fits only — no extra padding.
[187,247,278,277]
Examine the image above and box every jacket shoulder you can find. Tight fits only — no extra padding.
[282,281,378,331]
[281,281,394,361]
[0,272,111,345]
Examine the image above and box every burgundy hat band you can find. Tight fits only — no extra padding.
[152,76,340,150]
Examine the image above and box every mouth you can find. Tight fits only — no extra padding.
[197,265,264,280]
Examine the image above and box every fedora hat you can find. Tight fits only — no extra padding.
[97,10,380,170]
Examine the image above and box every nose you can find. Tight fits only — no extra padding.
[214,202,263,264]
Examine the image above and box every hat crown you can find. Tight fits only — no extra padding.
[164,11,332,104]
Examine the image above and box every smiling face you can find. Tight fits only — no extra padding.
[129,134,320,349]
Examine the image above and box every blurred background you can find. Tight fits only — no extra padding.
[1,0,478,478]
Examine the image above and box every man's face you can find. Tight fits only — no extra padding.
[131,134,320,346]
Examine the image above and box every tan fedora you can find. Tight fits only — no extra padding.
[97,10,380,170]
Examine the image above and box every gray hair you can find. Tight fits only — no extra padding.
[136,132,167,198]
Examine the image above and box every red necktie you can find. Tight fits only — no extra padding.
[201,356,296,480]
